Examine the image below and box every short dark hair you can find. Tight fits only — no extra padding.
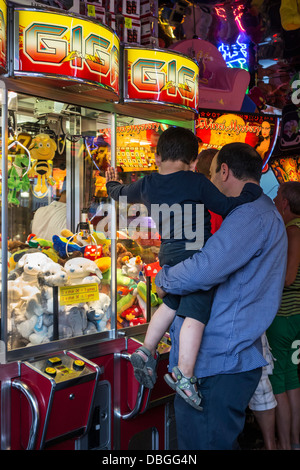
[156,126,199,164]
[281,181,300,215]
[196,148,219,178]
[216,142,262,183]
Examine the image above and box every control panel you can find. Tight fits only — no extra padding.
[27,352,96,385]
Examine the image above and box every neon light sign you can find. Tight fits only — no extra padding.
[218,34,248,71]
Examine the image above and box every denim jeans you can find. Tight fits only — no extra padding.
[174,367,262,450]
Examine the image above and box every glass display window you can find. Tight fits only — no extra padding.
[87,117,166,330]
[5,92,114,351]
[3,90,167,353]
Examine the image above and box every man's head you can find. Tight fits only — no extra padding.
[156,126,199,165]
[274,181,300,218]
[210,142,262,196]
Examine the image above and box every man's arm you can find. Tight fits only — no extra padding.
[155,206,264,295]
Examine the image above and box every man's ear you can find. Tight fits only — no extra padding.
[155,153,161,166]
[220,162,230,181]
[282,197,289,212]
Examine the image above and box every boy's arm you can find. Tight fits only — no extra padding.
[105,168,144,203]
[198,175,262,217]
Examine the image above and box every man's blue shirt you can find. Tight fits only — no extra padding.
[155,194,288,377]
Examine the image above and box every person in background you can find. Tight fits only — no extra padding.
[155,142,288,450]
[248,333,277,450]
[267,181,300,450]
[31,187,66,241]
[196,147,222,233]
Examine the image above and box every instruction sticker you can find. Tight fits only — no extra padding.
[59,283,99,306]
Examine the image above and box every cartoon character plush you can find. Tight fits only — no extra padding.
[28,133,57,195]
[8,154,31,206]
[7,135,32,206]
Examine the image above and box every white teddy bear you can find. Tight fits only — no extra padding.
[26,262,69,345]
[57,258,103,339]
[8,252,54,302]
[86,293,111,332]
[64,257,103,285]
[8,253,66,346]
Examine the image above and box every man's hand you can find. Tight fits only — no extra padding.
[156,285,166,299]
[105,167,123,184]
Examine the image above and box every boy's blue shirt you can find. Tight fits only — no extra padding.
[106,171,262,244]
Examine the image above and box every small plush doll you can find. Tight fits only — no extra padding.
[8,154,31,206]
[121,255,144,280]
[28,133,57,195]
[280,0,300,30]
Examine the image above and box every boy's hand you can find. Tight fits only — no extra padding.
[105,167,122,184]
[155,285,166,299]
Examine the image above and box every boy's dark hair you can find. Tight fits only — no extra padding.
[156,126,199,164]
[216,142,262,183]
[281,181,300,215]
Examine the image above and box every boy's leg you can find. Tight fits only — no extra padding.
[141,302,176,357]
[164,318,205,409]
[130,303,176,388]
[167,289,214,406]
[178,317,205,378]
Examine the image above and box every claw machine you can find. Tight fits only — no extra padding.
[0,1,199,450]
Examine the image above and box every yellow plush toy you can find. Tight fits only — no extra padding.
[28,133,57,195]
[280,0,300,30]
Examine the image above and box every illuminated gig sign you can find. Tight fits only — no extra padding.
[0,0,6,72]
[125,47,199,112]
[15,10,120,96]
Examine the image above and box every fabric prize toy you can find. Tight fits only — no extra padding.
[7,139,31,206]
[28,133,57,196]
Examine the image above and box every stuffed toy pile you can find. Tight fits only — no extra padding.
[6,228,162,349]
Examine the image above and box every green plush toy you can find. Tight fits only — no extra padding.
[102,267,137,289]
[8,154,30,206]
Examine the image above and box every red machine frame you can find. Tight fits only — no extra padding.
[0,1,198,451]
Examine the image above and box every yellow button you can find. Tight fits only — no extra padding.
[73,359,85,371]
[47,357,62,366]
[45,367,56,377]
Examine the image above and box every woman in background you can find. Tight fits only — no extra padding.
[267,181,300,450]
